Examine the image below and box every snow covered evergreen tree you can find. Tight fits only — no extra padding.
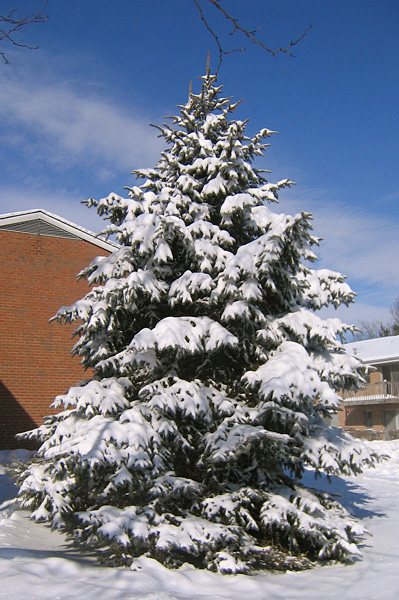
[17,72,378,573]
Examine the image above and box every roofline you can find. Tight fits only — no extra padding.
[0,209,118,252]
[364,357,399,366]
[344,336,399,365]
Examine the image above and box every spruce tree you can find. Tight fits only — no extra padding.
[17,72,377,573]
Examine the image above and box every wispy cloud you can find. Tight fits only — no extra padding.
[0,69,163,175]
[318,302,391,332]
[278,187,398,290]
[0,185,104,233]
[274,186,399,326]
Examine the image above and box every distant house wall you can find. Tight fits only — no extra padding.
[0,229,110,449]
[339,401,399,434]
[370,368,383,383]
[338,366,386,429]
[339,337,399,440]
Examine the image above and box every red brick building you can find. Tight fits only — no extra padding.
[0,209,116,449]
[339,336,399,440]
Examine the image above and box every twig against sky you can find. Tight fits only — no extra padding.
[0,1,49,64]
[193,0,312,73]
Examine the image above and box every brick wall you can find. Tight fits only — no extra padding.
[339,401,399,440]
[0,230,110,449]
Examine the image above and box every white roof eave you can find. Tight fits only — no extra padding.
[345,335,399,365]
[0,209,118,253]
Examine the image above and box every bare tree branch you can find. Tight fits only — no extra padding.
[193,0,312,73]
[0,2,49,64]
[355,296,399,340]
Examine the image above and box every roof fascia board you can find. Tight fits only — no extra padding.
[363,357,399,366]
[0,209,118,253]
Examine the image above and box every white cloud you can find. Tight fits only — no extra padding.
[0,186,104,233]
[0,70,163,174]
[278,187,399,292]
[272,185,399,327]
[319,302,391,331]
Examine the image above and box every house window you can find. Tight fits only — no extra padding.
[383,409,399,432]
[382,363,399,382]
[365,410,373,429]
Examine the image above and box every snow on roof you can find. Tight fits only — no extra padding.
[0,209,118,252]
[344,336,399,365]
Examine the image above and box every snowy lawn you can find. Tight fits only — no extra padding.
[1,441,398,600]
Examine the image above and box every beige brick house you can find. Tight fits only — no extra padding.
[339,336,399,439]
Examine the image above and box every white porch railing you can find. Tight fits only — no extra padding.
[343,381,399,402]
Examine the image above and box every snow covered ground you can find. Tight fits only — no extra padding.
[1,441,398,600]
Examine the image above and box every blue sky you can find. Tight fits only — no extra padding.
[1,0,398,330]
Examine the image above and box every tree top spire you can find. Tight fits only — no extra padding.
[206,49,211,76]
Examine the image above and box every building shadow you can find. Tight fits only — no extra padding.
[0,380,39,450]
